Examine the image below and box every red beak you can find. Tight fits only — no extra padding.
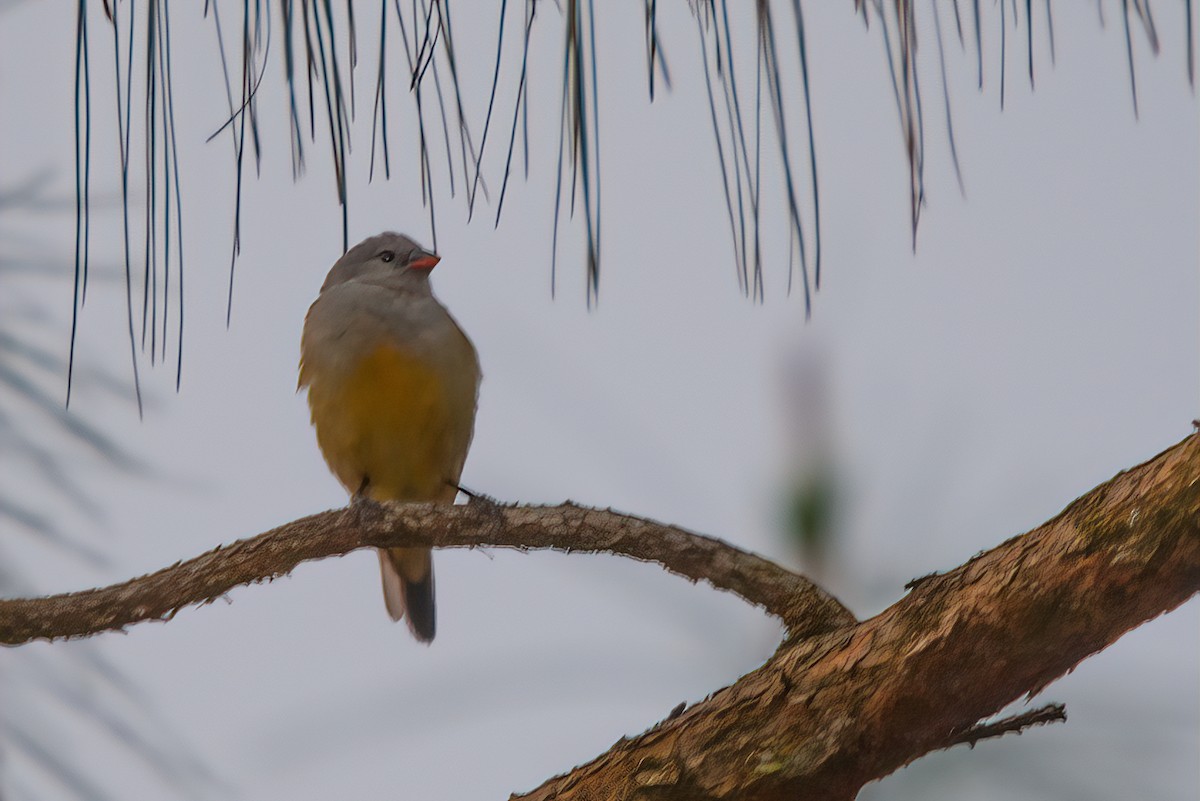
[409,253,441,271]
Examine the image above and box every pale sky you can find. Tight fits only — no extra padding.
[0,3,1196,800]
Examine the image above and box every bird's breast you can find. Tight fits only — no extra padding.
[306,341,471,501]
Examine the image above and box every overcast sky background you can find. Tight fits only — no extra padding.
[0,2,1197,800]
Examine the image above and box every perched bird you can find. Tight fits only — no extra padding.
[300,232,480,642]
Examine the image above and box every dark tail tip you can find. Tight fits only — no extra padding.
[403,574,437,643]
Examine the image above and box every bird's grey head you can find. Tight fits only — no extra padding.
[321,232,441,293]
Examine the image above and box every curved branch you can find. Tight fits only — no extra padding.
[0,500,855,646]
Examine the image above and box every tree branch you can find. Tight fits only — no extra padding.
[0,500,854,646]
[514,433,1200,800]
[2,435,1197,801]
[941,703,1067,751]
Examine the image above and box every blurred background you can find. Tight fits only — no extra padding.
[0,2,1196,799]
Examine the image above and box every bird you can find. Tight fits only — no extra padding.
[299,232,480,642]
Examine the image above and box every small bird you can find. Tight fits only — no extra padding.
[299,232,480,642]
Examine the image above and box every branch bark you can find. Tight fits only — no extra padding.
[0,499,853,645]
[2,435,1197,800]
[516,434,1200,800]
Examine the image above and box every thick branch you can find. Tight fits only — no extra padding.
[516,434,1200,800]
[0,501,854,645]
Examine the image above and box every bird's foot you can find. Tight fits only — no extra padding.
[345,492,388,529]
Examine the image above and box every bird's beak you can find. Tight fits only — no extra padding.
[409,252,441,271]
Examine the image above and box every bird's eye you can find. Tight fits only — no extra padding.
[379,251,396,263]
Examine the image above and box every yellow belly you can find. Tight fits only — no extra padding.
[307,343,460,502]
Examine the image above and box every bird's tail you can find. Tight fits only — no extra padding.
[379,547,436,643]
